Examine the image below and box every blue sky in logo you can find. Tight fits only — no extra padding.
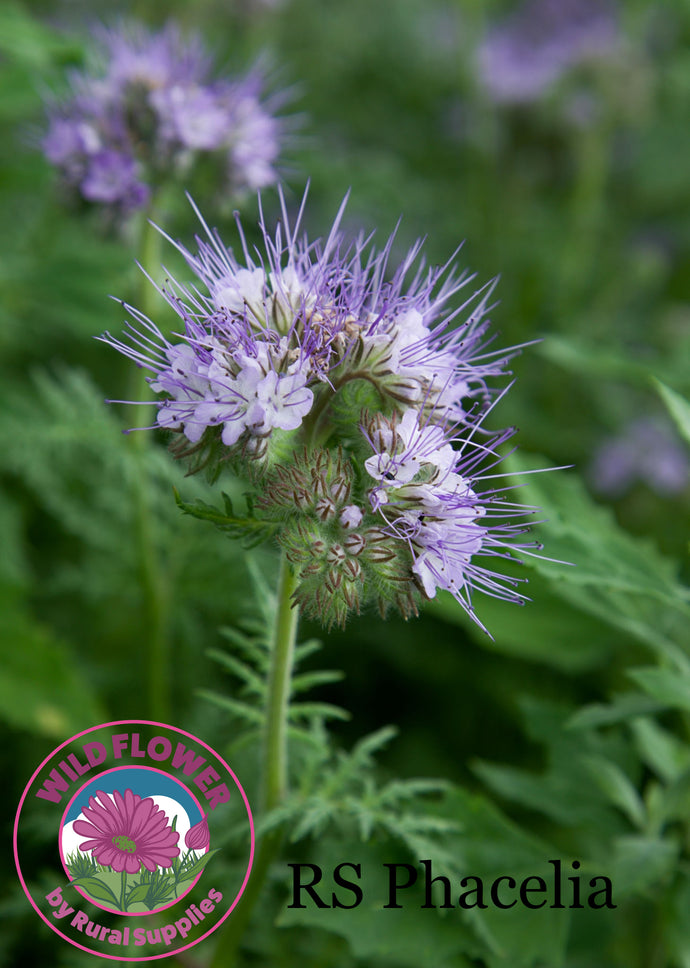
[63,767,203,825]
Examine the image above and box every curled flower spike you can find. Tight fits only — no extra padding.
[103,188,542,632]
[41,21,289,216]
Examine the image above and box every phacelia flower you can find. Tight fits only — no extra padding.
[478,0,619,105]
[41,21,288,216]
[103,189,540,631]
[73,789,180,874]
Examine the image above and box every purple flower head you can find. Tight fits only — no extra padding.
[478,0,619,105]
[73,789,180,875]
[41,21,289,215]
[102,188,515,466]
[103,188,540,632]
[590,416,690,498]
[361,407,536,631]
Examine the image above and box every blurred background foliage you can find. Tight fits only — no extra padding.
[2,0,690,966]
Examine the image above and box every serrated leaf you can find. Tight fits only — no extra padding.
[288,701,350,722]
[196,689,264,724]
[291,669,345,693]
[173,488,275,547]
[206,648,265,696]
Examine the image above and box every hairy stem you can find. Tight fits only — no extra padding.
[127,201,171,722]
[210,557,300,968]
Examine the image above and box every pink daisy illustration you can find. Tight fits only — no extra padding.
[73,789,180,874]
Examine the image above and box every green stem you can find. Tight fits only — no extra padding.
[558,113,612,320]
[263,557,300,810]
[210,557,300,968]
[119,869,128,912]
[127,199,171,722]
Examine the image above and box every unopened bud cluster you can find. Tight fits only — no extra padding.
[104,189,539,632]
[257,450,418,627]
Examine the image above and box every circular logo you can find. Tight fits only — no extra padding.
[14,721,254,961]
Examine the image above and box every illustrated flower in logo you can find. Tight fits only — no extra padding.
[73,789,180,874]
[184,814,210,852]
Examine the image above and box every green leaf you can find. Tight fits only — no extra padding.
[69,877,119,908]
[505,455,690,660]
[0,590,103,737]
[288,701,350,722]
[173,488,276,547]
[655,378,690,446]
[659,769,690,825]
[567,693,663,730]
[627,667,690,712]
[176,848,222,883]
[580,754,646,829]
[195,689,264,724]
[125,883,153,906]
[607,835,679,898]
[630,717,690,784]
[430,576,616,672]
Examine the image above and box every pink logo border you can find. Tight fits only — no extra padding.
[13,719,255,962]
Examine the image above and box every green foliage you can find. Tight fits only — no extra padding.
[174,488,277,548]
[2,0,690,966]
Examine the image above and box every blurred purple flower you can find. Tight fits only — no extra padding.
[590,416,689,497]
[478,0,619,105]
[81,150,149,209]
[41,21,288,215]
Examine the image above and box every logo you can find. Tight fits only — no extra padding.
[14,720,254,961]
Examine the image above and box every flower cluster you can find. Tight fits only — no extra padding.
[103,191,538,630]
[42,22,285,215]
[477,0,619,105]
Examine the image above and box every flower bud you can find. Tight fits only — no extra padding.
[343,558,361,581]
[330,476,351,504]
[185,815,210,852]
[343,532,366,556]
[327,543,346,564]
[315,496,336,521]
[340,505,363,529]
